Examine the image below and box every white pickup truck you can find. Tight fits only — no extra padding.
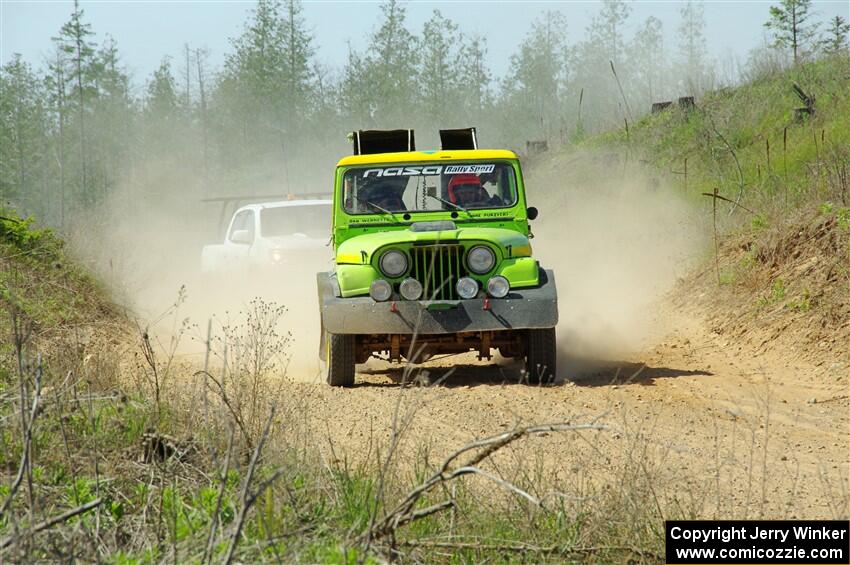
[201,199,333,273]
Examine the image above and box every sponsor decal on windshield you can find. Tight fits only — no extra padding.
[444,164,495,174]
[362,166,442,177]
[361,164,495,178]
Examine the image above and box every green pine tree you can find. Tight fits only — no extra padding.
[629,16,666,108]
[419,10,461,126]
[677,0,711,94]
[0,55,49,211]
[54,0,97,204]
[764,0,818,63]
[459,34,492,118]
[819,15,849,55]
[501,11,568,142]
[366,0,419,125]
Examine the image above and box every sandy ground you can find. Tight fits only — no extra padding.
[280,306,849,520]
[125,236,848,521]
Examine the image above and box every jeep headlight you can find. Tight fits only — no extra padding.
[456,277,479,299]
[399,277,423,300]
[467,246,496,274]
[369,279,392,302]
[487,276,510,298]
[379,249,408,277]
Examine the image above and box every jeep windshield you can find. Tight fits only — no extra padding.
[341,162,517,215]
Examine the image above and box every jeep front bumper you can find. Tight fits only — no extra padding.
[317,269,558,335]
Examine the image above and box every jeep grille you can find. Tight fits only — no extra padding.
[410,244,467,300]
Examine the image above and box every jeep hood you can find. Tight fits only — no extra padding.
[335,226,532,264]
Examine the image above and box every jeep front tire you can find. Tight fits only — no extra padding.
[325,332,356,387]
[525,328,556,385]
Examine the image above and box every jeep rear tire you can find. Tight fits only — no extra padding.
[525,328,556,384]
[325,332,355,387]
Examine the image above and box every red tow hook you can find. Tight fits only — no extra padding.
[482,297,491,311]
[390,301,398,313]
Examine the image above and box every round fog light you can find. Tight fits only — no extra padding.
[399,277,423,300]
[455,277,479,299]
[487,276,510,298]
[369,279,392,302]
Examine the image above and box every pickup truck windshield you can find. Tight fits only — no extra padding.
[342,162,517,215]
[261,204,331,238]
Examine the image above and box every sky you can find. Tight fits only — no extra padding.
[2,0,848,93]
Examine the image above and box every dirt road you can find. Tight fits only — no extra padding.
[285,308,849,520]
[136,154,848,520]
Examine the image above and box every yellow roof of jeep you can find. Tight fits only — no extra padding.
[336,149,518,167]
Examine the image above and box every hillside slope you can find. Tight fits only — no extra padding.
[0,210,124,358]
[529,54,849,369]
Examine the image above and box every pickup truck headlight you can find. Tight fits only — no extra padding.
[379,249,408,277]
[467,246,496,274]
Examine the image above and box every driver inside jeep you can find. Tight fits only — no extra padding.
[362,181,407,212]
[448,174,502,208]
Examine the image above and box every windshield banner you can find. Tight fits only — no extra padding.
[362,164,495,178]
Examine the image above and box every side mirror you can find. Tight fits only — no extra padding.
[527,206,539,221]
[230,229,252,244]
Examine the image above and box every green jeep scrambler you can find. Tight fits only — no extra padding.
[317,128,558,386]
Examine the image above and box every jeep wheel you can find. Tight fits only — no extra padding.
[525,328,556,384]
[325,332,355,387]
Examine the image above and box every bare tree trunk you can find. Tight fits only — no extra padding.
[184,43,192,108]
[73,8,88,204]
[195,49,209,177]
[792,5,799,63]
[55,64,67,230]
[15,97,26,199]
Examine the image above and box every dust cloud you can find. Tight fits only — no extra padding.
[68,179,333,382]
[69,147,705,383]
[528,149,707,371]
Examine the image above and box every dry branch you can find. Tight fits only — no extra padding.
[397,538,664,561]
[610,60,633,123]
[701,191,756,216]
[705,113,746,215]
[198,370,250,448]
[365,421,605,543]
[0,354,43,520]
[0,499,103,550]
[202,426,235,565]
[223,407,282,565]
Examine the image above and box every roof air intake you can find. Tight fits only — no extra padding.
[439,127,478,150]
[351,129,415,155]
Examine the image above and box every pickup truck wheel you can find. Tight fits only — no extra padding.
[325,332,355,387]
[525,328,556,385]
